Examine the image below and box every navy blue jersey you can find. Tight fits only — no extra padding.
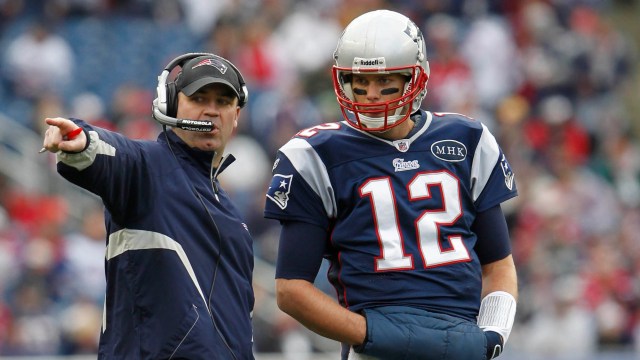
[265,110,517,321]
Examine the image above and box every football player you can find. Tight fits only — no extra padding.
[265,10,518,360]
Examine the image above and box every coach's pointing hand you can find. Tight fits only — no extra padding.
[41,117,87,153]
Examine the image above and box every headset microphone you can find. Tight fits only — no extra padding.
[152,99,214,132]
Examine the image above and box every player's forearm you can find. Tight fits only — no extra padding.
[481,254,518,299]
[276,278,366,345]
[480,255,518,358]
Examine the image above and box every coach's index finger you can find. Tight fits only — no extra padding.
[45,117,75,130]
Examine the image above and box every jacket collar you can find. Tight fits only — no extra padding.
[158,129,230,175]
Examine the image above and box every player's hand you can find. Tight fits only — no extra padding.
[484,330,504,359]
[41,117,87,153]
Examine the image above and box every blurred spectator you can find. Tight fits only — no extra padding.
[204,15,242,61]
[60,204,106,304]
[3,22,74,101]
[422,14,474,113]
[31,92,67,133]
[58,297,102,354]
[109,83,159,139]
[518,275,598,356]
[460,14,520,110]
[514,1,574,102]
[524,94,592,168]
[494,94,532,162]
[236,13,283,92]
[582,240,636,348]
[3,278,62,355]
[249,78,324,156]
[218,134,272,235]
[0,203,22,294]
[177,0,229,35]
[592,131,640,207]
[70,91,116,131]
[271,5,342,79]
[150,0,184,25]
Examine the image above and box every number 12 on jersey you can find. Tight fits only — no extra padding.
[360,170,471,271]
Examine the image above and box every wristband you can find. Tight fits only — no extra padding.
[477,291,516,344]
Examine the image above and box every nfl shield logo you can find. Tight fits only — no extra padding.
[393,140,410,152]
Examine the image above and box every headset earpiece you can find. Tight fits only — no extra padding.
[166,81,178,118]
[215,56,248,108]
[233,69,248,108]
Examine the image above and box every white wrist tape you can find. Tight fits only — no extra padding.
[477,291,517,344]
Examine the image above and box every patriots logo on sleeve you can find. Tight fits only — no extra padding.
[266,174,293,210]
[500,154,515,190]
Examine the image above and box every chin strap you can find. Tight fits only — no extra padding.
[477,291,517,358]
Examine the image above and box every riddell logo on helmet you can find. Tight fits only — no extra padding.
[354,57,385,67]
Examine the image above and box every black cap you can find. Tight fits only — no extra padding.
[175,55,241,99]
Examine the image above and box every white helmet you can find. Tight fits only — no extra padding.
[332,10,430,132]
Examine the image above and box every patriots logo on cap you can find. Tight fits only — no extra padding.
[192,58,227,74]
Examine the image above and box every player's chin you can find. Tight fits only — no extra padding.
[357,110,384,118]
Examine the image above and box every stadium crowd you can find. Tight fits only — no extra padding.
[0,0,639,357]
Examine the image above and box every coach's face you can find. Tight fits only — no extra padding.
[173,83,239,161]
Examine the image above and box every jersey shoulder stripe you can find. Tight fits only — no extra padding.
[279,138,337,218]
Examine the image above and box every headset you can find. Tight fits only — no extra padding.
[152,52,249,132]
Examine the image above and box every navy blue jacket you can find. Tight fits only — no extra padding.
[57,120,255,359]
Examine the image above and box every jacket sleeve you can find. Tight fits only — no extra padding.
[56,119,154,223]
